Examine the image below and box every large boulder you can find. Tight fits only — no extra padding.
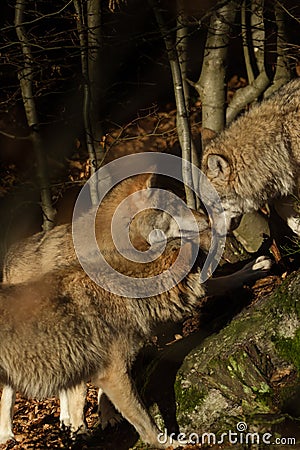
[174,271,300,447]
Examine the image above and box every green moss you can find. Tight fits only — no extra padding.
[227,353,247,379]
[252,382,271,395]
[174,376,205,415]
[251,382,273,412]
[275,328,300,372]
[271,273,300,317]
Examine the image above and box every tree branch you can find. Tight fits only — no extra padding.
[226,70,269,123]
[0,130,31,140]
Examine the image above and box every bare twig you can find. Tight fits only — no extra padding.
[277,1,300,25]
[0,130,31,140]
[3,0,73,31]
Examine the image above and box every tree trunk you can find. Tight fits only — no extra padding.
[195,0,240,138]
[264,1,291,98]
[226,0,270,124]
[176,0,201,210]
[149,0,196,209]
[15,0,56,231]
[74,0,99,205]
[87,0,105,164]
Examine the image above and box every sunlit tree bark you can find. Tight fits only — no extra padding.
[195,0,241,142]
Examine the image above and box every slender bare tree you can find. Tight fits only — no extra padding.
[74,0,99,205]
[87,0,105,164]
[15,0,56,230]
[149,0,196,208]
[264,1,291,97]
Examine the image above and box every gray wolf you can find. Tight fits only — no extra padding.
[201,78,300,235]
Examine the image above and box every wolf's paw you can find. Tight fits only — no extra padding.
[239,255,272,283]
[252,255,272,271]
[246,255,272,272]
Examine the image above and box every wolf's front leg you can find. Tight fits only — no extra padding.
[95,360,179,449]
[206,256,272,296]
[0,385,16,444]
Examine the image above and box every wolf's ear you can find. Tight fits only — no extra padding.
[137,171,156,190]
[207,154,230,181]
[144,171,156,188]
[130,170,156,189]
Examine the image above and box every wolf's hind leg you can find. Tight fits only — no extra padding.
[96,361,178,449]
[0,385,16,444]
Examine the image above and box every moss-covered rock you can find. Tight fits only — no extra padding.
[175,271,300,444]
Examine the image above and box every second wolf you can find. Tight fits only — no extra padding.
[201,78,300,235]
